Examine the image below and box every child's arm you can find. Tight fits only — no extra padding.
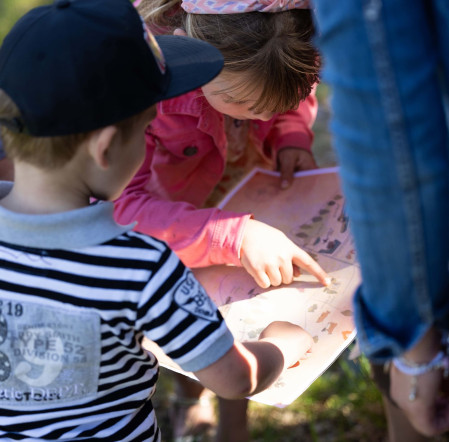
[140,260,312,400]
[240,218,330,288]
[117,173,328,287]
[115,148,328,286]
[263,91,319,188]
[114,141,251,269]
[194,321,312,399]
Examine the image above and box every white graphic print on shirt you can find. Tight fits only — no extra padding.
[0,298,100,409]
[174,271,220,322]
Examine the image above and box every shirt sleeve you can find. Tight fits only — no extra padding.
[114,137,252,268]
[264,89,318,158]
[136,250,234,372]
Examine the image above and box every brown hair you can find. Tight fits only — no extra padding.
[139,0,321,114]
[0,89,147,169]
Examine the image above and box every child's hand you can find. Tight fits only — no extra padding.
[277,147,318,189]
[240,219,330,288]
[258,321,313,369]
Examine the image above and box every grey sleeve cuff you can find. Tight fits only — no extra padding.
[179,329,235,373]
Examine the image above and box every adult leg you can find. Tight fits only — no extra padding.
[314,0,449,437]
[383,396,431,442]
[371,363,432,442]
[313,0,449,373]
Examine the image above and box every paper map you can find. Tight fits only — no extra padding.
[143,167,360,407]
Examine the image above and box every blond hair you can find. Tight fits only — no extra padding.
[0,90,146,170]
[139,0,320,114]
[0,90,90,169]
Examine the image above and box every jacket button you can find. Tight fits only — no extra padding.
[183,146,198,156]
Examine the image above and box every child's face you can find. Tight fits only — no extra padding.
[202,72,275,121]
[107,106,157,201]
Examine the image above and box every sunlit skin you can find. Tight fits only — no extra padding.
[195,321,313,398]
[201,73,275,122]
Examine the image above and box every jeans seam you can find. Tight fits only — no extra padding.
[363,0,433,323]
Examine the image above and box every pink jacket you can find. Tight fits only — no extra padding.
[114,89,317,268]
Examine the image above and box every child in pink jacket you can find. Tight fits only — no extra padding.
[114,91,320,276]
[114,0,329,440]
[115,0,327,288]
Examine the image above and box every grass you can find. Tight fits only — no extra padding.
[153,345,389,442]
[248,350,386,441]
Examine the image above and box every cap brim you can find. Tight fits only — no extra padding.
[155,35,223,101]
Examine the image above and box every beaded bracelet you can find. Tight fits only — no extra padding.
[392,350,449,401]
[393,350,449,376]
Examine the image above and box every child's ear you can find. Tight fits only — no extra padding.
[173,28,187,37]
[88,125,118,169]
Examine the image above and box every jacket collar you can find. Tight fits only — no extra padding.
[158,89,226,149]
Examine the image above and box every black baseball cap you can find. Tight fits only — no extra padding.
[0,0,224,137]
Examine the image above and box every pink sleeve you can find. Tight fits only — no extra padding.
[265,90,318,155]
[113,142,252,268]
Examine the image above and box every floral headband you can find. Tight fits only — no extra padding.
[180,0,310,14]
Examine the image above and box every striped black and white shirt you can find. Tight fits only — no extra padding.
[0,183,234,441]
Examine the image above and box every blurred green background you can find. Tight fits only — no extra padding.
[0,0,51,42]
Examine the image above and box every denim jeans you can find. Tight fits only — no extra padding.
[313,0,449,361]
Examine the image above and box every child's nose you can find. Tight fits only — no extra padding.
[253,111,274,121]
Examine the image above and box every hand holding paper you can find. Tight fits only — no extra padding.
[277,147,318,189]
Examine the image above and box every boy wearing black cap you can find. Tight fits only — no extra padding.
[0,0,312,440]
